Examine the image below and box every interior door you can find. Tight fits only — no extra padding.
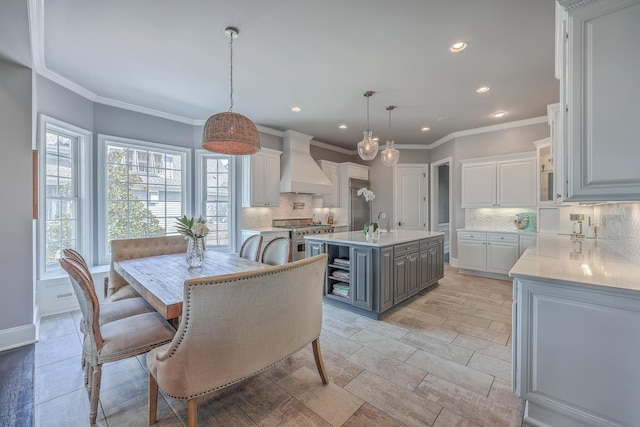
[394,164,427,230]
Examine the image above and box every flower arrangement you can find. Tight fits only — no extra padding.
[357,187,375,202]
[357,187,378,236]
[175,215,210,239]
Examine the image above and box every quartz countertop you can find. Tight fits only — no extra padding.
[458,227,537,235]
[242,227,291,233]
[509,234,640,293]
[305,229,444,247]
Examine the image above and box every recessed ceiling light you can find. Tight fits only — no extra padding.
[421,127,430,132]
[291,106,301,112]
[338,124,348,129]
[493,111,506,118]
[450,41,468,52]
[476,86,491,93]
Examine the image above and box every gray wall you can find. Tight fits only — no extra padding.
[429,122,549,260]
[0,59,34,336]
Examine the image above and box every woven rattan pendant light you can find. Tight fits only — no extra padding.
[202,27,260,155]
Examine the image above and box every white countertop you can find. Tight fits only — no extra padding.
[242,227,291,233]
[305,229,444,247]
[510,234,640,293]
[458,227,537,235]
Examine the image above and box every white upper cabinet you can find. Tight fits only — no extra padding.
[242,148,282,207]
[461,153,536,208]
[317,160,340,208]
[560,0,640,201]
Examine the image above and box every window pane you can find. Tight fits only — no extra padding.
[202,155,232,248]
[105,142,185,251]
[44,127,79,273]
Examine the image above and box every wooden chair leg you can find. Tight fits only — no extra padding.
[312,338,329,384]
[187,398,198,427]
[89,364,102,425]
[148,372,158,426]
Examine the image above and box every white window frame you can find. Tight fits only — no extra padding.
[38,114,92,279]
[194,149,236,253]
[97,135,191,264]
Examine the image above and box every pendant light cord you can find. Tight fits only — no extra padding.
[229,35,234,112]
[366,94,370,131]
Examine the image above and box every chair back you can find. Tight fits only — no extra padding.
[149,254,328,399]
[239,235,263,262]
[59,257,103,352]
[109,235,188,296]
[261,237,293,266]
[63,248,90,273]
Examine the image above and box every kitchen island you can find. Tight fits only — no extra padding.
[510,235,640,427]
[305,230,444,319]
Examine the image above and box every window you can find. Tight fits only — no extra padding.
[195,150,235,252]
[39,115,92,277]
[98,135,191,263]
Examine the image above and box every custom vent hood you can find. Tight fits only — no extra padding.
[280,130,332,194]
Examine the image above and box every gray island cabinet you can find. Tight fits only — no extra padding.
[306,230,444,319]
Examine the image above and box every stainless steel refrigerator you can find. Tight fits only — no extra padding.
[348,178,370,231]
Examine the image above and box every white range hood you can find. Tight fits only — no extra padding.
[280,130,332,194]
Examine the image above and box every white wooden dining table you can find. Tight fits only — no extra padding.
[114,252,268,321]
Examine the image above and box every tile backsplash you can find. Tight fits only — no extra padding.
[465,208,535,232]
[594,202,640,264]
[242,193,346,229]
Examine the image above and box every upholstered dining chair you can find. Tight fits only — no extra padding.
[108,235,188,301]
[261,237,293,266]
[62,248,156,325]
[147,254,329,427]
[238,234,263,262]
[60,257,176,425]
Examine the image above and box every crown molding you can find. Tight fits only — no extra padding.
[427,115,548,149]
[311,140,355,155]
[96,96,197,125]
[558,0,598,10]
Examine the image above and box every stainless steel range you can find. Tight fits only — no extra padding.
[272,218,333,261]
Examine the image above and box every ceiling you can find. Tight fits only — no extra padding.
[33,0,559,150]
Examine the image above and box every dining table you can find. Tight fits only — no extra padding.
[113,252,269,322]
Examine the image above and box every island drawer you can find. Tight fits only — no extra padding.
[394,241,420,256]
[420,237,443,249]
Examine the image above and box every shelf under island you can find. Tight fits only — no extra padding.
[305,230,445,319]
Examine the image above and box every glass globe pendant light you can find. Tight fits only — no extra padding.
[357,91,379,161]
[381,105,400,167]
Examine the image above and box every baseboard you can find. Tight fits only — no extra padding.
[449,257,458,268]
[0,323,37,352]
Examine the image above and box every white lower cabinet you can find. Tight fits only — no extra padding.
[458,231,521,276]
[513,277,640,426]
[486,234,519,275]
[457,232,487,271]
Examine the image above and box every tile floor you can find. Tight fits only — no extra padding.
[34,265,524,426]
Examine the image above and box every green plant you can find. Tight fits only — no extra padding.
[363,222,378,235]
[175,215,209,238]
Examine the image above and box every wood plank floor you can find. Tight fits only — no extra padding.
[30,264,524,426]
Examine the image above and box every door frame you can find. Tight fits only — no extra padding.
[430,157,452,257]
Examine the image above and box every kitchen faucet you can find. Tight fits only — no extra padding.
[376,210,390,232]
